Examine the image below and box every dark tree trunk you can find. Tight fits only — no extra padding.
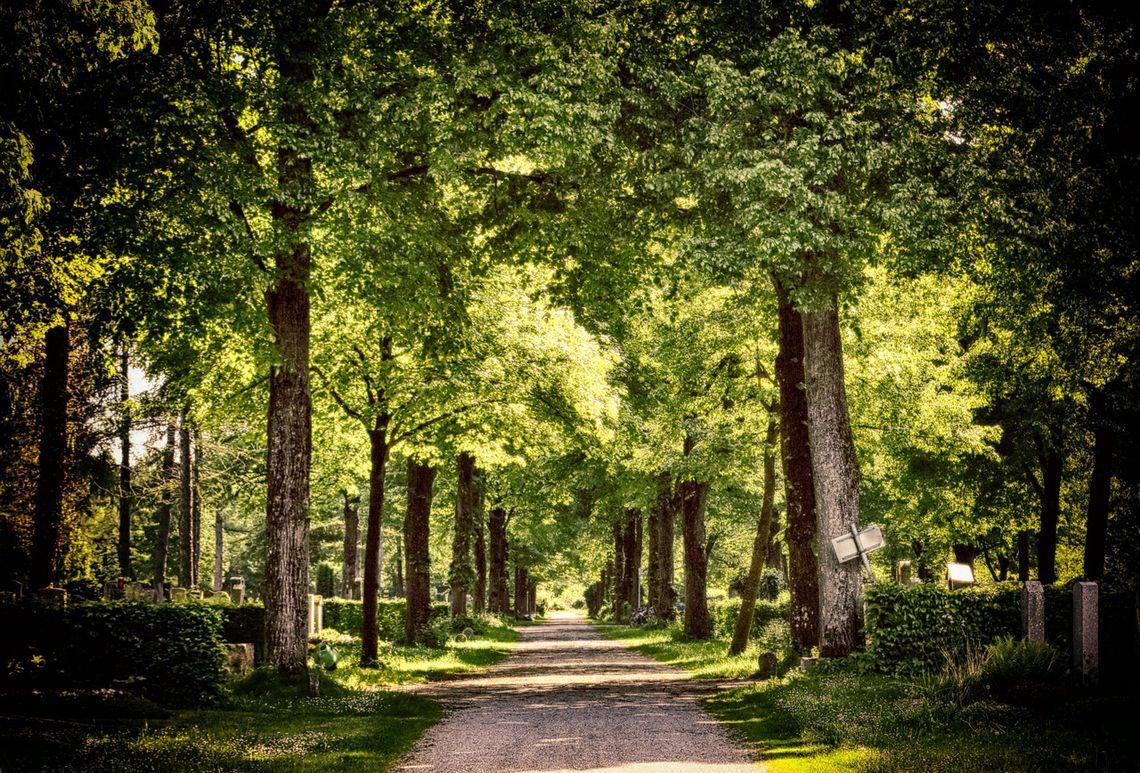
[213,508,224,591]
[404,458,435,645]
[153,421,176,595]
[191,428,201,587]
[1017,530,1030,581]
[766,509,784,572]
[117,340,133,580]
[729,415,779,656]
[803,304,864,658]
[392,536,405,597]
[680,473,713,640]
[488,506,509,613]
[1034,421,1064,584]
[775,290,820,652]
[30,323,69,591]
[652,471,677,620]
[449,452,477,617]
[1083,403,1114,581]
[623,509,642,610]
[647,498,659,613]
[612,519,626,619]
[341,490,360,598]
[178,408,192,588]
[514,564,529,617]
[361,428,390,665]
[473,475,486,613]
[527,580,537,616]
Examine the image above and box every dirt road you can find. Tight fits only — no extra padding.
[397,613,755,772]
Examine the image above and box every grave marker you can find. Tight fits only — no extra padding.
[1073,581,1098,684]
[1021,581,1044,643]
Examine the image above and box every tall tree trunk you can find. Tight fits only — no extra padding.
[404,458,436,645]
[191,428,201,587]
[802,303,864,658]
[117,340,133,580]
[178,408,192,588]
[488,506,509,613]
[30,323,69,591]
[153,421,176,595]
[213,508,224,591]
[514,564,529,617]
[652,471,677,620]
[361,428,390,665]
[612,519,626,619]
[680,476,713,639]
[647,497,660,613]
[1083,413,1114,581]
[341,490,360,598]
[1017,530,1030,581]
[775,289,821,651]
[262,5,325,678]
[474,521,487,613]
[392,536,405,597]
[729,415,779,656]
[449,452,477,617]
[623,509,642,610]
[1034,420,1064,584]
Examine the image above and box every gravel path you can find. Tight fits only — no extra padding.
[397,613,756,772]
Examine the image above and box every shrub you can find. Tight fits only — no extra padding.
[321,598,450,644]
[0,600,227,707]
[316,563,337,598]
[709,597,791,640]
[219,603,266,665]
[980,635,1065,693]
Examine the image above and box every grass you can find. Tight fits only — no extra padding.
[599,618,1140,772]
[0,622,520,772]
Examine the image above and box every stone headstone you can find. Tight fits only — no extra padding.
[34,586,67,606]
[225,643,254,674]
[5,580,23,599]
[1073,581,1098,684]
[188,589,204,600]
[897,561,912,586]
[171,587,188,603]
[946,563,974,589]
[210,590,232,603]
[1021,580,1045,643]
[230,577,246,605]
[462,627,475,639]
[308,594,324,637]
[757,651,779,679]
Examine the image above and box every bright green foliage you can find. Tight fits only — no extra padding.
[321,599,449,646]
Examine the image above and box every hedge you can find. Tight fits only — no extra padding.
[322,598,450,643]
[219,603,266,665]
[709,597,790,640]
[0,600,227,707]
[864,582,1139,677]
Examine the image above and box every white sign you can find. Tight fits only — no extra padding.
[947,563,975,588]
[831,524,885,566]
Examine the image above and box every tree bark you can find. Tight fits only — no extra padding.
[488,506,509,613]
[117,340,133,580]
[647,497,659,613]
[341,490,360,598]
[775,290,821,651]
[403,458,436,645]
[1017,530,1030,582]
[680,435,713,640]
[392,536,405,597]
[473,474,486,613]
[449,452,477,617]
[1083,415,1114,581]
[802,304,864,658]
[652,471,677,620]
[178,408,192,588]
[30,323,69,591]
[729,415,779,656]
[191,428,201,587]
[361,428,390,665]
[623,509,642,610]
[1034,420,1064,584]
[153,421,176,595]
[514,564,529,617]
[612,519,626,619]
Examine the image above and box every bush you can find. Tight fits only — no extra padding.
[980,635,1065,693]
[316,563,336,598]
[321,598,450,644]
[709,597,791,640]
[219,603,266,665]
[0,600,227,707]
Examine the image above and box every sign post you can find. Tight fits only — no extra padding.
[830,524,885,580]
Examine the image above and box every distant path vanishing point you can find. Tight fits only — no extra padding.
[397,612,756,772]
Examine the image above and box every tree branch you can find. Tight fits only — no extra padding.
[312,365,364,423]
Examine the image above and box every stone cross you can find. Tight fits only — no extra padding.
[1073,581,1098,684]
[1021,580,1044,643]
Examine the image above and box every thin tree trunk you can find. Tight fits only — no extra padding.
[1035,420,1064,584]
[473,471,486,612]
[178,408,192,588]
[652,471,677,620]
[729,414,779,656]
[1017,530,1030,581]
[392,535,405,597]
[681,476,713,639]
[361,428,390,665]
[1083,415,1114,581]
[802,304,864,657]
[647,497,659,613]
[404,458,436,645]
[213,508,224,591]
[775,289,820,651]
[117,340,133,580]
[527,580,537,617]
[30,323,69,591]
[341,491,360,598]
[623,509,642,610]
[191,428,201,587]
[612,519,625,619]
[153,421,176,596]
[449,452,477,617]
[514,564,529,618]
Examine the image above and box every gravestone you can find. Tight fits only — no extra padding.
[308,594,324,637]
[946,563,974,589]
[1021,581,1044,643]
[225,643,254,674]
[1073,581,1098,684]
[34,586,67,606]
[210,590,232,603]
[171,587,188,603]
[757,651,779,679]
[230,577,246,605]
[897,561,912,586]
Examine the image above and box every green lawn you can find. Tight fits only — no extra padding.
[598,619,1139,772]
[0,624,519,772]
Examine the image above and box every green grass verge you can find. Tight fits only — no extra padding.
[598,618,1139,772]
[0,623,519,771]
